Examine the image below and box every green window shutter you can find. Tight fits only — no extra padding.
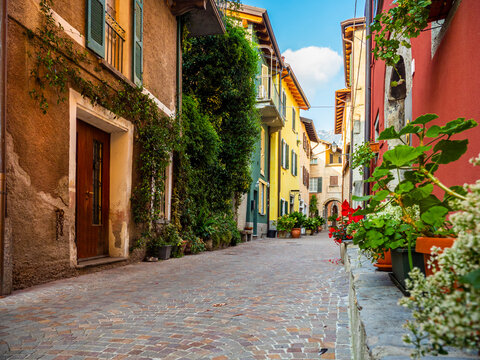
[292,108,296,130]
[133,0,144,86]
[280,139,284,168]
[86,0,106,58]
[291,150,294,175]
[318,177,323,193]
[286,144,289,169]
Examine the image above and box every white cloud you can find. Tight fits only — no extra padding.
[282,46,342,97]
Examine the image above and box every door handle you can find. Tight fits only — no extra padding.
[85,191,94,196]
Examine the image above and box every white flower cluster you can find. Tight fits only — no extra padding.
[399,159,480,358]
[368,201,419,223]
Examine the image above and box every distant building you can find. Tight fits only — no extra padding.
[299,117,319,216]
[309,140,342,221]
[334,17,366,207]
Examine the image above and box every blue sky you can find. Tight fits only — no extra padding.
[245,0,362,132]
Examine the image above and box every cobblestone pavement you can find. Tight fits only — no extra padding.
[0,233,351,360]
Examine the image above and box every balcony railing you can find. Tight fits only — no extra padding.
[105,12,125,73]
[256,76,285,120]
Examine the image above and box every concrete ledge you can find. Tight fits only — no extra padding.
[345,246,477,360]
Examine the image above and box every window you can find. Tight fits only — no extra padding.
[374,111,380,141]
[290,195,295,213]
[310,157,318,165]
[280,198,289,216]
[86,0,142,83]
[329,153,341,164]
[330,176,338,186]
[292,107,296,131]
[282,91,287,118]
[260,128,265,175]
[309,177,322,193]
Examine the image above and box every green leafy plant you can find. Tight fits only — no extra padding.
[370,0,432,68]
[275,215,296,233]
[354,114,477,267]
[315,216,325,227]
[303,218,317,232]
[289,211,306,229]
[309,195,319,217]
[348,202,418,260]
[352,142,376,175]
[399,156,480,358]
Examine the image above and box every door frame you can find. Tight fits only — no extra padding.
[68,89,135,265]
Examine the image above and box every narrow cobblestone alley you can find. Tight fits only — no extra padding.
[0,234,350,360]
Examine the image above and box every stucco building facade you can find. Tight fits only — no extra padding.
[0,0,223,294]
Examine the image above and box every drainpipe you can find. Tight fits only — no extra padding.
[176,17,182,115]
[0,0,7,295]
[266,127,271,232]
[365,0,372,199]
[277,130,281,217]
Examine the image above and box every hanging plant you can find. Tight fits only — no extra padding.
[370,0,431,68]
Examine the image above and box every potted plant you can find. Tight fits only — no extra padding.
[329,200,361,244]
[304,218,317,235]
[155,223,182,260]
[349,202,424,279]
[355,114,476,282]
[289,211,306,238]
[275,215,295,238]
[315,216,325,232]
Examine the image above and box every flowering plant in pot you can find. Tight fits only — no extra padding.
[289,211,306,238]
[354,114,476,273]
[329,200,362,245]
[348,202,419,272]
[399,156,480,358]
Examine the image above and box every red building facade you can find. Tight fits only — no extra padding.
[368,0,480,186]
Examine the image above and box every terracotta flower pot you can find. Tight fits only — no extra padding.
[370,142,380,153]
[373,250,392,272]
[416,237,455,276]
[291,228,301,238]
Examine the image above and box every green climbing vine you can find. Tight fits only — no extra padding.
[27,0,179,247]
[370,0,431,67]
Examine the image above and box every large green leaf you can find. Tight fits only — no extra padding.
[440,118,477,136]
[421,206,448,227]
[399,124,422,136]
[372,168,391,178]
[373,189,390,201]
[411,113,438,125]
[365,229,384,247]
[425,125,442,138]
[460,269,480,290]
[352,195,372,202]
[383,145,431,167]
[396,181,414,194]
[378,126,400,140]
[433,139,468,164]
[418,194,443,213]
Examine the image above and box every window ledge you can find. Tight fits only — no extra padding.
[100,59,136,88]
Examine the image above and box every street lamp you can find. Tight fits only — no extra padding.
[331,141,338,153]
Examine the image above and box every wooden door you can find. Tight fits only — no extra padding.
[76,120,110,260]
